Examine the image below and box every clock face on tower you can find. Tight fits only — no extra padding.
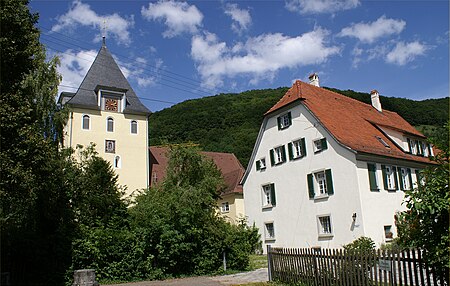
[105,98,119,112]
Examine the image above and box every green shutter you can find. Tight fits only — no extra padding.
[281,145,287,162]
[321,138,328,150]
[325,169,334,195]
[277,116,281,130]
[407,138,412,153]
[270,183,276,206]
[367,163,378,191]
[301,138,307,157]
[287,112,292,126]
[407,168,413,190]
[256,160,261,171]
[270,149,275,166]
[288,142,294,160]
[393,166,399,191]
[307,173,315,199]
[415,169,422,190]
[381,165,388,190]
[398,168,405,190]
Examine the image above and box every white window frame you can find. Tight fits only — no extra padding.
[384,225,393,241]
[262,184,274,208]
[385,166,396,190]
[400,168,411,190]
[82,114,90,130]
[274,146,284,164]
[410,140,417,155]
[313,138,327,153]
[317,215,333,237]
[264,222,275,241]
[256,158,266,170]
[107,117,114,132]
[279,113,290,129]
[315,171,328,196]
[130,120,138,134]
[292,139,303,159]
[221,202,230,213]
[422,142,429,157]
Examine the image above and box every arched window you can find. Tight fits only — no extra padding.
[130,120,138,134]
[114,155,121,168]
[82,115,90,130]
[107,117,114,132]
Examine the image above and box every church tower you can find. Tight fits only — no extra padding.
[59,41,151,196]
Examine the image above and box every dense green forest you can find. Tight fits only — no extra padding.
[149,87,448,167]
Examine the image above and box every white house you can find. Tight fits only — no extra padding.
[242,75,435,252]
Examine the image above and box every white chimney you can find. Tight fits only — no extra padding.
[370,90,382,112]
[308,73,319,87]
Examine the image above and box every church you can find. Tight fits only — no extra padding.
[58,39,151,197]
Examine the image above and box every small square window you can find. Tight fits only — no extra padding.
[105,140,116,153]
[265,222,275,241]
[221,202,230,213]
[256,158,266,171]
[313,138,327,153]
[277,112,292,130]
[317,215,333,237]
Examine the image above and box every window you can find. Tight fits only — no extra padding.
[130,120,138,134]
[307,169,334,199]
[277,112,292,130]
[221,202,230,213]
[152,171,158,184]
[399,168,412,190]
[270,145,286,166]
[422,142,429,157]
[256,158,266,171]
[367,163,379,191]
[288,138,307,160]
[107,117,114,132]
[384,225,393,240]
[409,139,418,155]
[381,165,398,191]
[313,138,328,153]
[105,140,116,154]
[114,155,121,168]
[262,183,276,207]
[82,115,90,130]
[265,222,275,241]
[317,215,333,237]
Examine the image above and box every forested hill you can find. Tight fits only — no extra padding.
[149,87,448,167]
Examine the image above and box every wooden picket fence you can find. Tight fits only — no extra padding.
[268,246,447,286]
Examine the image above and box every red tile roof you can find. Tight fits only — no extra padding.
[149,146,244,195]
[266,80,433,164]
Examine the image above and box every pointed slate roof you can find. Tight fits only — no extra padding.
[266,80,433,164]
[66,44,151,115]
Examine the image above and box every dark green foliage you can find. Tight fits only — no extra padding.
[150,87,448,167]
[149,88,288,167]
[343,236,376,252]
[396,131,449,283]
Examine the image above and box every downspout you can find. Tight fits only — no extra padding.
[146,114,150,189]
[69,111,73,148]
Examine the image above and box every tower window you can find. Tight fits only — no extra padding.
[82,115,90,130]
[107,117,114,132]
[131,120,138,134]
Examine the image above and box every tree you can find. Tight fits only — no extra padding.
[0,1,73,284]
[396,122,449,283]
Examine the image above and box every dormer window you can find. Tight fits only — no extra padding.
[98,89,126,112]
[375,136,390,148]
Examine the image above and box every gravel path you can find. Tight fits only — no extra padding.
[102,268,269,286]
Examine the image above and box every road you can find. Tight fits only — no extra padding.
[102,268,268,286]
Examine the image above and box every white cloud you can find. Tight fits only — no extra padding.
[57,49,97,94]
[386,41,428,65]
[141,0,203,38]
[52,0,134,45]
[224,3,252,35]
[190,29,340,88]
[339,15,406,43]
[285,0,359,14]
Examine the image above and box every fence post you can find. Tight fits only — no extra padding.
[267,245,272,282]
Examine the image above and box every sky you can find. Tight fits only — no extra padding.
[30,0,449,112]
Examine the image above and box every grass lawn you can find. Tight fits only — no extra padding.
[249,254,268,270]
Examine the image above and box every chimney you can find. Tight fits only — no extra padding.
[308,73,319,87]
[370,90,382,112]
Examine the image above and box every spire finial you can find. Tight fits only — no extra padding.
[102,19,108,46]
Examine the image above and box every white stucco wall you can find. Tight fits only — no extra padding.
[244,103,366,252]
[63,107,149,197]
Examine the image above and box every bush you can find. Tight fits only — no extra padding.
[343,236,376,252]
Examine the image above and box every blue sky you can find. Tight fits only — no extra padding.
[31,0,449,112]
